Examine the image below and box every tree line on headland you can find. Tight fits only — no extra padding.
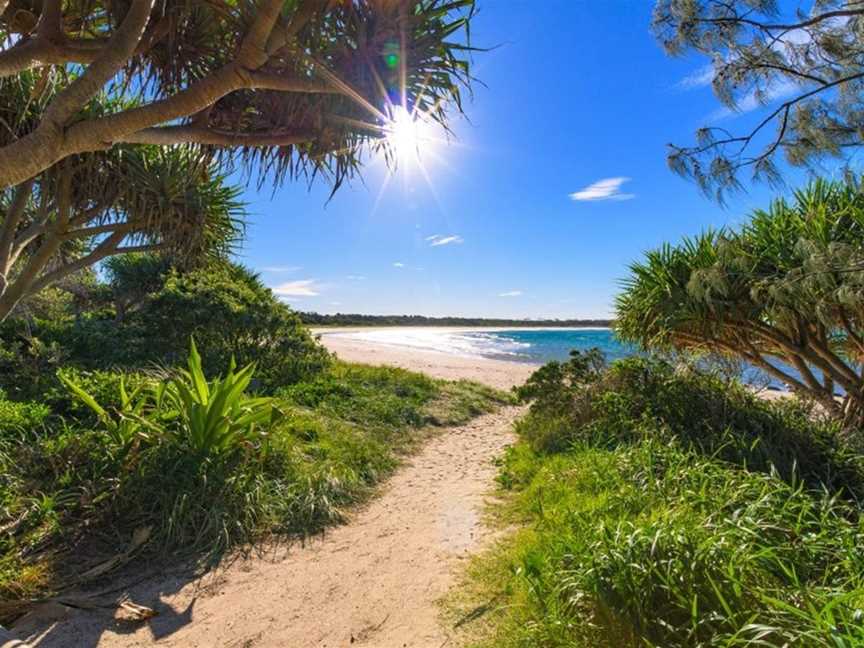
[298,312,613,328]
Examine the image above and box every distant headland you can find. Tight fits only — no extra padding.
[298,313,613,328]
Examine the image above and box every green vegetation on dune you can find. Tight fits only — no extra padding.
[0,259,512,625]
[282,363,509,430]
[455,352,864,648]
[0,351,509,624]
[0,259,330,400]
[616,177,864,429]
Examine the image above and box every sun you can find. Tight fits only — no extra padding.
[385,105,429,166]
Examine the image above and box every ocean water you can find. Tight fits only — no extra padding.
[467,328,634,363]
[329,327,795,390]
[330,327,633,364]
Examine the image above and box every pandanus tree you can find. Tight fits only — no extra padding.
[0,0,475,318]
[0,142,244,321]
[616,177,864,427]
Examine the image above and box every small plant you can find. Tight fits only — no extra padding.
[61,340,283,463]
[160,339,283,460]
[0,391,49,436]
[59,372,156,460]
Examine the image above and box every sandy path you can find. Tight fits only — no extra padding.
[19,335,531,647]
[21,364,524,647]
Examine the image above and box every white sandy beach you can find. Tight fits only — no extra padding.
[315,327,540,390]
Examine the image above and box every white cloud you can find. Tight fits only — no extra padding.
[426,234,464,247]
[271,279,320,297]
[569,177,634,202]
[498,290,523,297]
[393,262,405,268]
[679,64,714,89]
[260,265,301,273]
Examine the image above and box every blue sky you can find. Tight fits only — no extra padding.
[235,1,814,319]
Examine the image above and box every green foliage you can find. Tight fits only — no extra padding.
[516,354,862,498]
[474,441,864,648]
[429,380,515,426]
[48,367,150,422]
[282,362,512,431]
[0,1,476,191]
[616,177,864,426]
[0,324,65,400]
[0,138,248,324]
[0,391,49,437]
[60,340,283,462]
[281,362,439,429]
[114,263,331,390]
[514,348,605,430]
[652,1,864,199]
[300,313,612,327]
[462,357,864,648]
[161,340,283,460]
[103,253,171,319]
[1,261,332,394]
[0,351,506,620]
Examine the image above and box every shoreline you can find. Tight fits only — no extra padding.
[316,326,794,399]
[317,327,539,390]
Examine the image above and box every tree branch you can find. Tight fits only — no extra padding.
[9,197,53,265]
[237,0,284,68]
[116,125,316,147]
[42,0,154,127]
[0,169,72,317]
[0,1,380,190]
[677,71,864,184]
[0,179,34,277]
[26,229,129,296]
[696,8,864,33]
[0,36,115,77]
[37,0,63,40]
[61,222,126,240]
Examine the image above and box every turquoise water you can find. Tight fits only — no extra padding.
[330,327,790,389]
[464,328,634,364]
[466,328,788,390]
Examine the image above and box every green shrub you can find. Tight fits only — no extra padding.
[0,326,65,400]
[463,353,864,648]
[0,262,331,395]
[281,362,439,429]
[476,441,864,648]
[516,353,863,498]
[282,362,513,432]
[45,367,151,424]
[0,392,49,437]
[0,348,507,620]
[130,264,330,390]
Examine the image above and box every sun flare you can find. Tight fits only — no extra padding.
[385,105,430,166]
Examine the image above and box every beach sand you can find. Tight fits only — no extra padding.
[316,327,539,390]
